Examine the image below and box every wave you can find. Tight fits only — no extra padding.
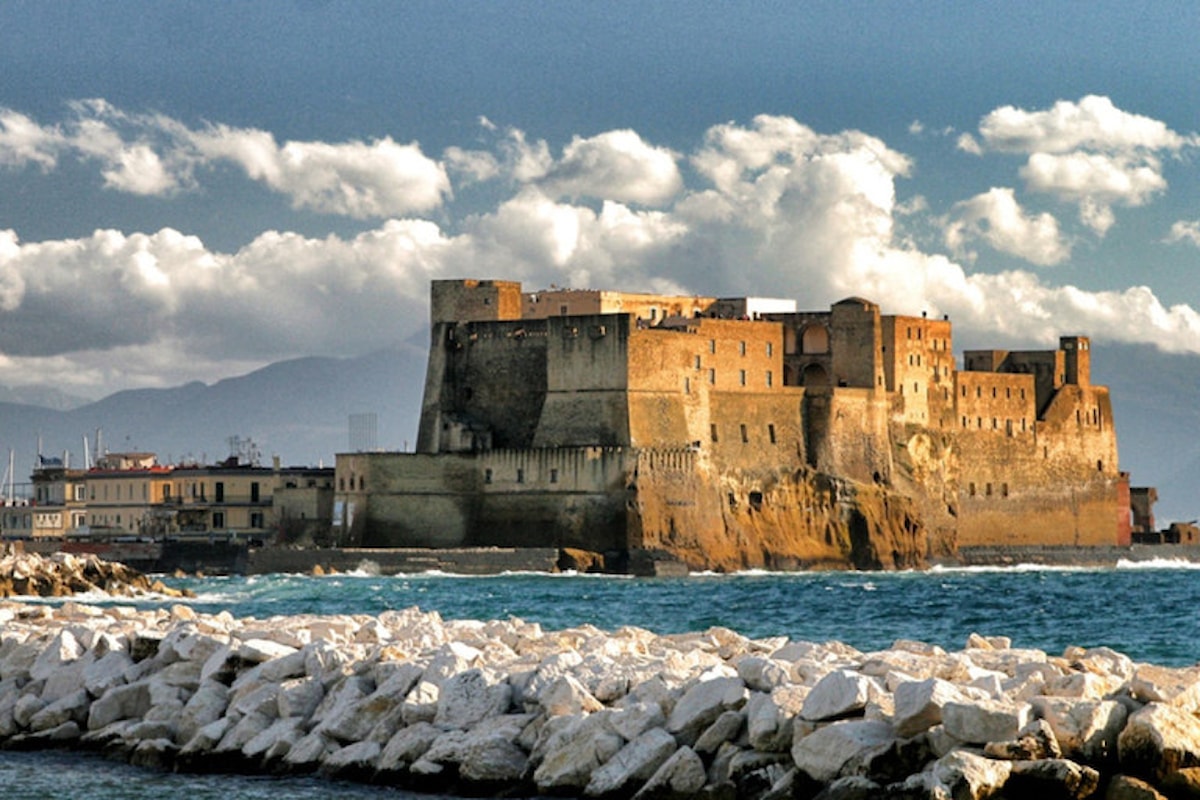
[928,562,1099,574]
[1116,557,1200,570]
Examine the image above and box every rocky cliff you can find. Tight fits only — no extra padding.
[632,460,927,573]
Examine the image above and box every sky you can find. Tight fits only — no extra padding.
[2,1,1200,399]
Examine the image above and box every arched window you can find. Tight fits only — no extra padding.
[801,325,830,354]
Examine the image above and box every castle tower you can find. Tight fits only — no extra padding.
[430,279,523,325]
[1060,336,1091,387]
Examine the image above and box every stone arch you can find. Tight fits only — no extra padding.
[801,324,830,354]
[802,363,830,390]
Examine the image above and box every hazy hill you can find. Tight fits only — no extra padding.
[0,345,428,483]
[0,339,1194,525]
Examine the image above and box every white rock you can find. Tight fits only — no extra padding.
[87,681,150,730]
[402,680,440,725]
[893,677,964,738]
[930,749,1012,798]
[1118,702,1200,782]
[1030,696,1128,763]
[665,676,747,741]
[30,631,84,683]
[458,724,531,783]
[736,656,790,692]
[799,669,875,722]
[746,692,793,752]
[176,681,229,745]
[435,668,513,729]
[533,713,624,791]
[276,676,325,720]
[584,727,677,797]
[321,739,380,773]
[242,716,305,761]
[942,698,1031,744]
[791,718,894,782]
[609,701,667,742]
[633,745,707,800]
[540,674,604,717]
[693,709,745,755]
[1130,664,1200,712]
[378,720,442,772]
[28,688,89,732]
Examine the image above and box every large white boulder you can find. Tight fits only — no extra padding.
[942,698,1031,744]
[791,718,894,782]
[666,676,747,742]
[1030,696,1128,764]
[533,712,625,791]
[584,727,677,797]
[633,745,708,800]
[435,668,513,729]
[1119,702,1200,782]
[893,677,964,738]
[800,669,876,722]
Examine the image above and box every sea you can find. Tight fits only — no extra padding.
[4,559,1200,798]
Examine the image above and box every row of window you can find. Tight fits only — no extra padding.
[961,385,1028,401]
[685,369,775,391]
[967,482,1010,498]
[704,339,775,357]
[483,467,559,485]
[961,416,1030,435]
[711,423,778,445]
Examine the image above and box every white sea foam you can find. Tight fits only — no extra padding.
[1116,557,1200,570]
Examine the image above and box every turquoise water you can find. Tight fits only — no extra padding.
[6,560,1200,797]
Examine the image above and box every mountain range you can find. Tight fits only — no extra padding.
[0,340,1194,525]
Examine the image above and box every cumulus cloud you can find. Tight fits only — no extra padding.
[190,126,450,217]
[0,101,451,215]
[1166,220,1200,248]
[536,129,682,205]
[944,188,1071,265]
[0,110,64,169]
[978,95,1189,154]
[966,95,1195,239]
[6,102,1200,398]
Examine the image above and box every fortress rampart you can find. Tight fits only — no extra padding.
[335,280,1133,572]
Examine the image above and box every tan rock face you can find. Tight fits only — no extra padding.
[635,464,927,572]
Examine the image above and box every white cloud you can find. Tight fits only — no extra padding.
[0,110,63,169]
[1166,220,1200,248]
[978,95,1188,154]
[956,133,982,156]
[7,103,1200,398]
[967,96,1194,237]
[191,126,450,217]
[537,129,682,205]
[944,188,1071,266]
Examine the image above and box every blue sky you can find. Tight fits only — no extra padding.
[2,1,1200,396]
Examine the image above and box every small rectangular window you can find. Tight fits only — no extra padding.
[766,371,773,388]
[708,368,716,384]
[766,342,773,357]
[516,468,524,484]
[768,424,776,444]
[739,369,746,386]
[739,341,746,356]
[710,424,719,443]
[709,339,716,354]
[740,424,748,443]
[550,469,558,484]
[484,468,493,484]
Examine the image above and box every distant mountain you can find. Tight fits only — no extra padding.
[1092,344,1200,526]
[0,337,1193,526]
[0,344,429,483]
[0,385,93,411]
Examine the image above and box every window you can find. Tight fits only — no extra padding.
[250,512,264,529]
[739,341,746,356]
[516,468,525,484]
[710,424,719,443]
[560,305,568,316]
[694,355,701,369]
[708,368,716,384]
[766,371,773,388]
[766,342,773,357]
[250,482,260,503]
[684,377,690,394]
[213,511,225,528]
[969,482,976,497]
[550,469,558,484]
[709,339,716,354]
[768,424,776,444]
[740,424,748,443]
[739,369,746,386]
[484,468,493,484]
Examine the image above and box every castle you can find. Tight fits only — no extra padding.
[332,279,1131,572]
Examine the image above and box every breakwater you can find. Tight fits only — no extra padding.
[3,600,1200,798]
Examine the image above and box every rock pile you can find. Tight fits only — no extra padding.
[1,604,1198,799]
[0,546,188,598]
